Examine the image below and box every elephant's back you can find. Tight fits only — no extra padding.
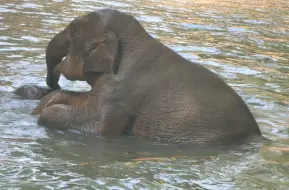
[132,59,261,144]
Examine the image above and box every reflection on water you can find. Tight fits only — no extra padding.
[0,0,288,189]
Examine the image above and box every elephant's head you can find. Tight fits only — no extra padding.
[46,10,120,89]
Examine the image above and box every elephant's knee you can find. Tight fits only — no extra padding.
[31,90,67,115]
[37,104,68,128]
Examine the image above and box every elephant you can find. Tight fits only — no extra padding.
[30,9,262,144]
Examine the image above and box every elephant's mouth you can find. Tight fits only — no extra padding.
[54,57,87,82]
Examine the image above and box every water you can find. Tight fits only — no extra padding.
[0,0,288,189]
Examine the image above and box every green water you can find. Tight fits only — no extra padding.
[0,0,288,189]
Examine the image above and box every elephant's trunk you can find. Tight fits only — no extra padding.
[46,29,69,90]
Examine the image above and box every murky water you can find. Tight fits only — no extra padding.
[1,0,288,189]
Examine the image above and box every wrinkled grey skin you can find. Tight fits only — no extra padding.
[35,9,262,144]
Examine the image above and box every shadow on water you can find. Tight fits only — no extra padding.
[37,128,268,163]
[31,128,270,182]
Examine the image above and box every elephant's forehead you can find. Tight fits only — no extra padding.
[72,15,104,36]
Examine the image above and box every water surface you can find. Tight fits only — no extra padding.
[0,0,289,189]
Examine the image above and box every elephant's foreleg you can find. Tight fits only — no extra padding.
[31,90,90,115]
[97,103,133,136]
[37,104,99,133]
[37,101,132,135]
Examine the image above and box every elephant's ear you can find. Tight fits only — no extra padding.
[83,30,118,75]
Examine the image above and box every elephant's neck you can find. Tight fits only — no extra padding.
[116,32,163,75]
[85,73,102,86]
[89,74,113,91]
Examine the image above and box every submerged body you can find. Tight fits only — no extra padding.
[23,9,261,144]
[14,85,53,100]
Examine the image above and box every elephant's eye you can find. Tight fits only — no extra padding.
[69,27,81,40]
[84,38,104,59]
